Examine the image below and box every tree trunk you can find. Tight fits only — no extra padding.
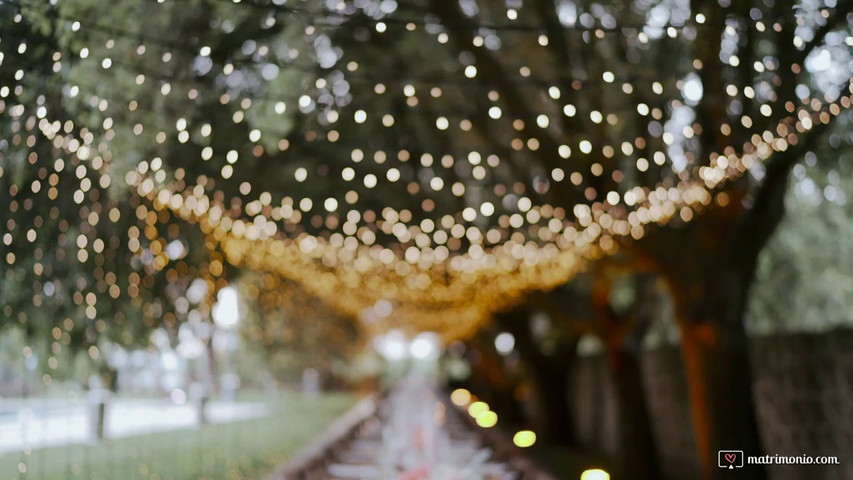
[464,336,527,427]
[530,361,575,445]
[495,308,579,445]
[593,273,661,479]
[650,238,770,480]
[605,335,661,479]
[651,224,773,480]
[643,112,830,478]
[204,336,219,396]
[677,307,764,480]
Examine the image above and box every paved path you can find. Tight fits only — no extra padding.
[274,377,556,480]
[323,401,514,479]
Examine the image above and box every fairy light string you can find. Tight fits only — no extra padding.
[2,0,852,340]
[115,82,850,337]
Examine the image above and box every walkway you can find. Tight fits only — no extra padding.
[272,376,555,480]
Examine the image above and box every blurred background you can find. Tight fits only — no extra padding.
[1,0,852,479]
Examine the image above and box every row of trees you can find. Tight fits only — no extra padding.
[332,1,852,477]
[460,158,853,477]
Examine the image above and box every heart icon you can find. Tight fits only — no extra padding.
[725,453,737,464]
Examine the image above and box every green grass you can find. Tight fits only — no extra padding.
[0,391,356,480]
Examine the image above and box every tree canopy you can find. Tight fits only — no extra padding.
[4,0,850,344]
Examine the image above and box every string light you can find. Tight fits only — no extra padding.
[120,84,849,336]
[2,0,851,344]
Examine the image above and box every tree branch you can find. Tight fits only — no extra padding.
[692,0,730,156]
[426,0,586,208]
[531,0,581,136]
[730,118,833,282]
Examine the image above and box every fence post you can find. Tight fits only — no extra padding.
[89,388,108,442]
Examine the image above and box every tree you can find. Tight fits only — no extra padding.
[238,271,363,386]
[3,1,853,476]
[582,267,659,479]
[493,302,580,446]
[0,1,235,381]
[489,267,662,477]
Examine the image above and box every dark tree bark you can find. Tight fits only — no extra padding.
[608,340,660,479]
[494,307,579,446]
[592,273,661,480]
[464,334,527,427]
[638,204,770,480]
[530,357,576,446]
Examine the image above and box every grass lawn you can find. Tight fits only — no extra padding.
[0,391,356,480]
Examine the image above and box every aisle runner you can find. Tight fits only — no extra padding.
[327,375,515,480]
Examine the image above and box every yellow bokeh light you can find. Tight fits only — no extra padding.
[580,469,610,480]
[450,388,471,407]
[475,410,498,428]
[512,430,536,448]
[467,401,489,418]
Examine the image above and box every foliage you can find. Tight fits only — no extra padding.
[750,146,853,333]
[237,272,363,385]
